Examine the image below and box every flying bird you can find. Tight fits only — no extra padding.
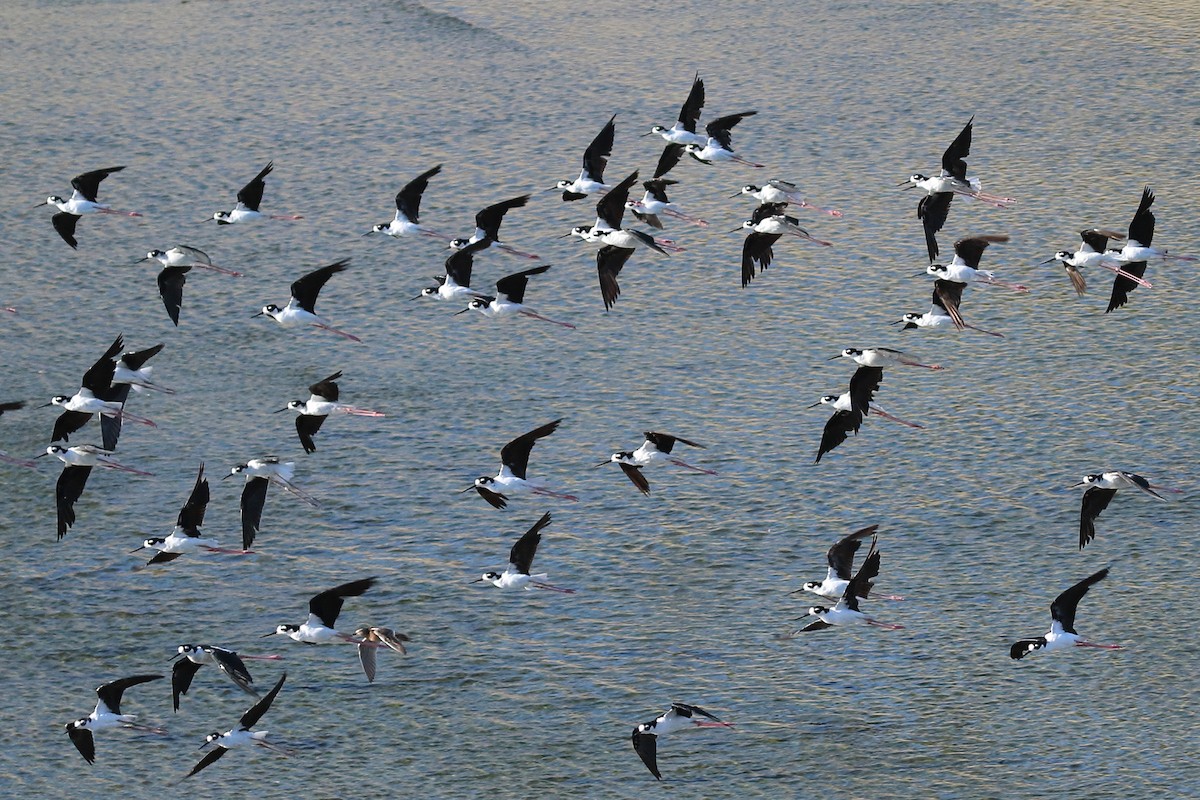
[224,458,319,550]
[449,195,538,260]
[184,673,290,778]
[1072,471,1177,550]
[210,161,302,224]
[170,644,282,712]
[901,117,1014,207]
[598,432,716,495]
[794,536,904,631]
[278,371,385,454]
[263,578,377,644]
[471,512,574,593]
[553,115,616,200]
[468,419,578,509]
[368,164,445,238]
[65,674,164,764]
[354,627,411,683]
[631,702,733,780]
[458,265,576,328]
[131,464,250,565]
[37,166,141,248]
[1010,569,1122,659]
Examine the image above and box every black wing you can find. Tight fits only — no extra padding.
[619,462,650,495]
[71,166,125,202]
[645,432,703,452]
[750,201,787,225]
[0,400,24,416]
[97,383,130,451]
[239,672,286,730]
[631,731,661,780]
[96,674,162,716]
[475,484,508,509]
[799,619,834,632]
[171,658,203,712]
[210,647,258,696]
[495,265,551,306]
[66,725,95,764]
[677,72,705,131]
[509,512,551,575]
[1051,568,1109,634]
[176,464,209,533]
[741,231,779,288]
[1081,228,1122,253]
[580,115,616,183]
[1127,186,1155,245]
[952,234,1008,270]
[815,410,861,463]
[1078,487,1118,550]
[597,246,633,311]
[395,164,442,223]
[56,464,93,540]
[309,578,377,628]
[147,551,182,565]
[185,746,228,779]
[840,538,880,610]
[1106,261,1147,313]
[653,144,685,179]
[240,476,270,550]
[157,267,190,326]
[670,702,722,722]
[444,238,490,287]
[237,161,273,211]
[51,410,91,443]
[119,343,163,371]
[308,371,342,402]
[704,111,757,150]
[933,279,967,328]
[474,195,530,239]
[499,419,562,479]
[917,192,953,263]
[290,258,350,313]
[596,170,639,231]
[940,117,972,180]
[847,366,883,417]
[296,414,327,454]
[827,524,879,581]
[80,335,124,393]
[52,212,81,248]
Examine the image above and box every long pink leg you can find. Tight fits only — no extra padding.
[1162,253,1198,262]
[312,323,362,343]
[865,619,905,630]
[1148,484,1183,494]
[338,406,387,417]
[271,477,320,508]
[519,310,576,329]
[530,487,579,502]
[117,409,158,427]
[976,276,1029,292]
[693,721,735,728]
[668,458,717,475]
[1097,263,1153,288]
[0,452,39,469]
[268,214,304,220]
[192,263,245,277]
[795,200,844,217]
[874,593,906,601]
[124,722,167,734]
[1075,641,1122,650]
[869,407,924,429]
[731,155,765,168]
[964,322,1005,338]
[2,307,17,313]
[496,243,541,260]
[531,581,576,594]
[786,229,833,247]
[203,546,256,555]
[238,653,283,660]
[653,238,687,253]
[419,228,453,242]
[898,359,945,371]
[662,209,710,227]
[98,208,143,217]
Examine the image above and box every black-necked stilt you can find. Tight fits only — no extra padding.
[471,511,575,593]
[36,166,141,249]
[278,371,385,454]
[631,702,733,781]
[568,171,679,254]
[468,419,577,509]
[598,432,716,495]
[901,117,1014,207]
[926,234,1028,292]
[263,578,377,644]
[41,444,152,541]
[458,265,576,329]
[65,674,165,764]
[684,111,762,167]
[645,72,706,179]
[1010,569,1121,659]
[831,347,944,371]
[368,164,445,238]
[254,258,361,342]
[898,279,1004,337]
[0,401,37,469]
[171,644,282,712]
[112,342,173,395]
[210,162,302,224]
[414,238,491,302]
[794,536,903,631]
[1103,187,1195,267]
[626,178,709,228]
[809,373,923,435]
[1072,471,1178,550]
[184,673,290,778]
[224,457,319,550]
[140,246,242,326]
[449,195,538,260]
[1043,229,1148,297]
[793,524,879,600]
[43,335,156,445]
[735,202,831,288]
[354,626,410,683]
[553,115,616,201]
[131,464,249,566]
[732,179,842,217]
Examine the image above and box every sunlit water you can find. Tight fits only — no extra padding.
[1,0,1199,796]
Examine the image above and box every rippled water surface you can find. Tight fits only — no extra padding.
[2,0,1199,796]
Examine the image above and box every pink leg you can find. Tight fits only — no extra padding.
[977,277,1029,292]
[965,322,1005,338]
[1075,641,1123,650]
[0,452,39,469]
[117,410,158,427]
[125,723,167,734]
[496,243,541,260]
[865,619,905,630]
[2,307,17,313]
[652,238,687,253]
[693,721,735,728]
[731,155,765,168]
[795,200,844,217]
[99,208,143,217]
[312,323,363,343]
[339,407,387,417]
[272,478,320,508]
[519,310,576,329]
[531,581,577,594]
[663,209,709,227]
[530,487,579,502]
[898,359,945,371]
[239,654,284,661]
[269,214,304,220]
[1163,253,1197,262]
[668,458,718,475]
[193,264,245,277]
[787,230,833,247]
[1148,484,1183,494]
[875,593,906,601]
[203,546,256,555]
[1098,263,1153,288]
[100,461,154,477]
[869,407,924,429]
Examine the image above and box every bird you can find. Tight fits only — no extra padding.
[170,644,282,712]
[793,524,880,600]
[184,673,290,778]
[130,464,250,566]
[736,202,832,288]
[468,419,577,509]
[223,457,319,550]
[567,171,678,254]
[210,161,302,224]
[449,195,538,260]
[263,578,377,644]
[732,180,842,216]
[684,111,763,167]
[1102,186,1196,267]
[36,166,141,249]
[65,674,165,764]
[925,234,1028,292]
[367,164,445,238]
[631,702,733,781]
[901,117,1014,207]
[1010,569,1122,659]
[140,247,243,326]
[831,347,944,371]
[896,279,1004,337]
[1042,229,1149,296]
[278,371,385,454]
[794,536,904,631]
[471,512,575,593]
[40,444,153,541]
[413,238,491,302]
[457,265,576,328]
[112,342,173,395]
[553,115,616,200]
[254,258,361,342]
[645,72,706,178]
[43,335,157,446]
[354,627,411,683]
[598,432,716,495]
[809,365,924,431]
[625,178,709,228]
[1072,471,1177,550]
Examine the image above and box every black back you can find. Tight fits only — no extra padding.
[508,512,552,575]
[237,161,274,211]
[71,166,125,202]
[953,234,1008,269]
[51,410,91,444]
[500,419,563,479]
[445,238,490,286]
[597,246,634,311]
[1051,568,1109,634]
[1080,228,1121,253]
[290,258,350,313]
[308,371,342,402]
[940,117,973,180]
[80,335,124,394]
[847,366,883,416]
[645,431,702,453]
[96,674,162,716]
[118,343,164,371]
[395,164,442,223]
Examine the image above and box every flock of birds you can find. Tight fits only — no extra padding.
[4,71,1190,782]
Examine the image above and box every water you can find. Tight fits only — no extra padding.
[1,0,1199,796]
